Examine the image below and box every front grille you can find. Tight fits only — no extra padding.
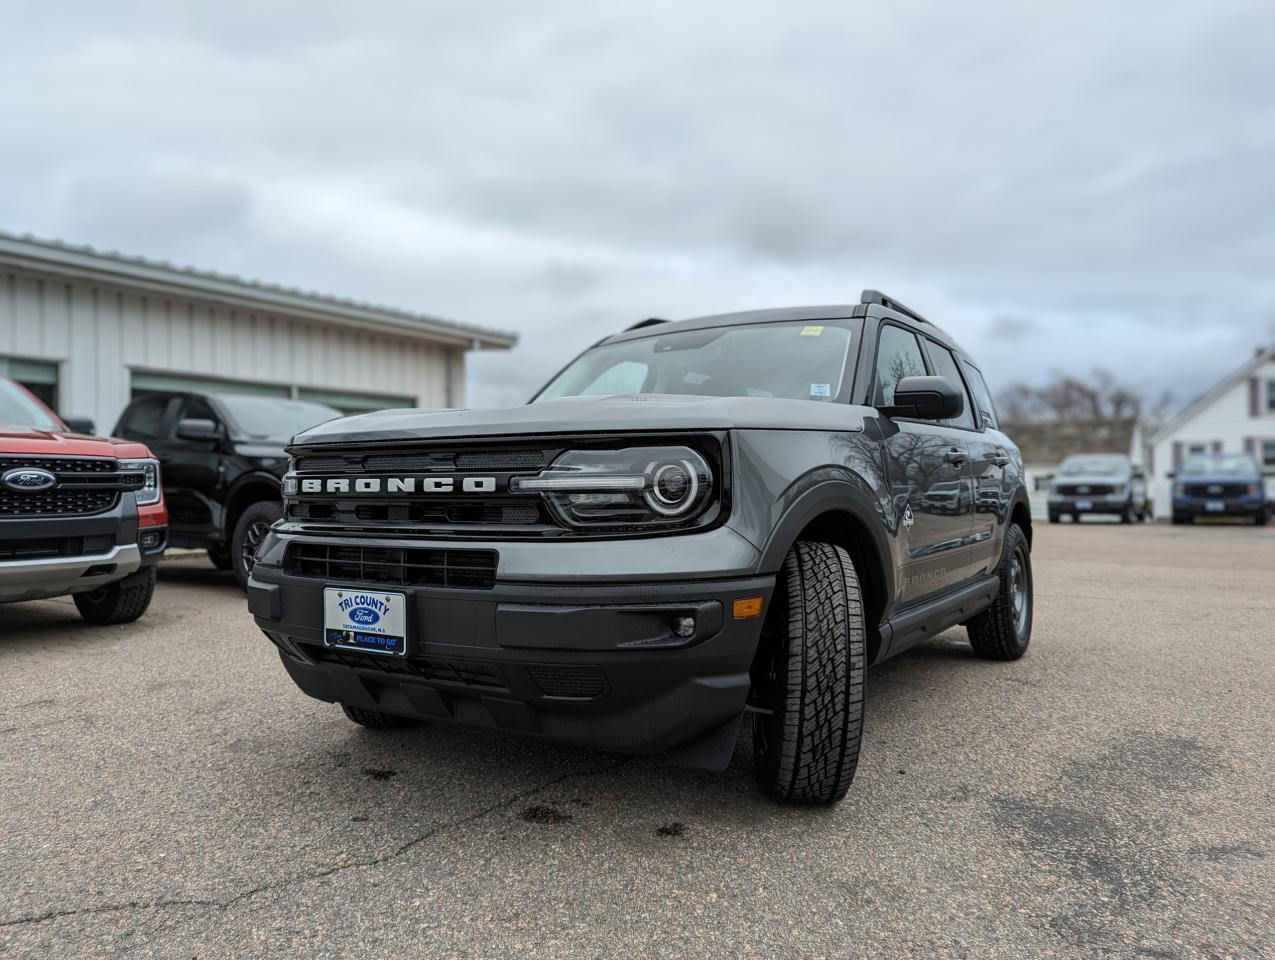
[0,456,141,518]
[288,442,561,537]
[1184,483,1247,498]
[526,664,608,700]
[0,535,115,562]
[0,489,119,517]
[0,456,116,473]
[308,646,507,690]
[1056,483,1116,496]
[285,542,498,589]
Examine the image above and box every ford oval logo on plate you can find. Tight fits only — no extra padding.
[1,467,57,493]
[349,606,381,626]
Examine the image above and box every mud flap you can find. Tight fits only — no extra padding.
[664,713,742,772]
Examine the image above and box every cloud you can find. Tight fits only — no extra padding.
[0,0,1272,411]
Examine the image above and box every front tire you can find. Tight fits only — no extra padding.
[207,543,233,571]
[966,524,1033,661]
[752,541,866,805]
[74,568,157,624]
[232,500,283,590]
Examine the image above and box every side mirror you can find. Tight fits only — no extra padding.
[177,418,224,443]
[880,376,964,422]
[1167,471,1176,480]
[60,416,96,435]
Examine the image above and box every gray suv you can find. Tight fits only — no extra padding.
[248,291,1035,804]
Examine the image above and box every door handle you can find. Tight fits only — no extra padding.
[989,450,1011,467]
[945,447,968,466]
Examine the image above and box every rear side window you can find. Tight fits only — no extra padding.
[873,325,929,406]
[923,342,976,429]
[117,397,170,441]
[959,360,999,430]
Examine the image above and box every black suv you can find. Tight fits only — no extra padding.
[249,292,1034,804]
[113,392,339,587]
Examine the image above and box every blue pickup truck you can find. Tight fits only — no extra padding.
[1172,453,1269,526]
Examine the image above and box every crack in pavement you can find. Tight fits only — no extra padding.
[0,756,633,931]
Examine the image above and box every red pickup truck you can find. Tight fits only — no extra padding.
[1,379,167,623]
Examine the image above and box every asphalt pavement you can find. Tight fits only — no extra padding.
[2,522,1272,959]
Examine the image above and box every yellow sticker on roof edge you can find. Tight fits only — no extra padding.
[800,325,824,336]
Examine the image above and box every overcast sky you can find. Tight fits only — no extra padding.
[2,2,1272,411]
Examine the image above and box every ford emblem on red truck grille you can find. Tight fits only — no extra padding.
[1,467,58,493]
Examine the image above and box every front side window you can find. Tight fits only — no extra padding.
[873,325,928,407]
[535,321,855,404]
[118,397,170,441]
[0,379,61,430]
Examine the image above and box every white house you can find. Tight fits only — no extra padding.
[1147,347,1275,517]
[0,230,517,432]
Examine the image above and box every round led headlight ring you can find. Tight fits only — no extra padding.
[645,460,700,516]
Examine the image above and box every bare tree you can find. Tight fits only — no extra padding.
[997,368,1172,424]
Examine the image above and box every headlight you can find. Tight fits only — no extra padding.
[119,458,162,506]
[1174,483,1185,498]
[1249,483,1262,497]
[282,459,299,498]
[511,446,715,529]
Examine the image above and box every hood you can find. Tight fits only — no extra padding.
[292,394,872,447]
[0,424,152,458]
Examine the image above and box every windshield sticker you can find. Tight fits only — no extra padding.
[810,383,832,398]
[800,325,824,336]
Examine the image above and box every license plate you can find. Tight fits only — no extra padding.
[1206,501,1226,512]
[1075,500,1092,511]
[323,588,408,656]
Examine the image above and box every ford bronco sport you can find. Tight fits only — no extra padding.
[249,291,1034,804]
[1,379,167,623]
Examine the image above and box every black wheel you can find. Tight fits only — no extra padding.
[1172,513,1190,526]
[966,524,1033,661]
[340,703,417,729]
[74,568,157,625]
[1256,509,1269,528]
[751,540,866,805]
[1120,503,1136,524]
[207,543,233,570]
[232,500,282,590]
[1048,511,1060,524]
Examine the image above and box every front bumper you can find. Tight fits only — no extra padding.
[0,498,167,603]
[1173,496,1266,518]
[249,529,774,764]
[1048,494,1131,515]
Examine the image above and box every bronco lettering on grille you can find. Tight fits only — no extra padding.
[299,476,498,495]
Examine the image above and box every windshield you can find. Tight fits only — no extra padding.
[534,321,855,404]
[0,379,61,430]
[1059,456,1128,477]
[215,395,340,439]
[1180,454,1258,476]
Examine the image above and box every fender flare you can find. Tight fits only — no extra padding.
[756,475,896,608]
[222,470,283,536]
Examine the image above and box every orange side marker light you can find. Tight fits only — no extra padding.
[733,596,764,620]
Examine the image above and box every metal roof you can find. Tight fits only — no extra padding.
[0,230,517,350]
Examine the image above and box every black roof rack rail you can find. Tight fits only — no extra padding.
[625,317,670,331]
[860,289,929,325]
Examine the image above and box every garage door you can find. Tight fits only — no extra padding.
[130,371,291,399]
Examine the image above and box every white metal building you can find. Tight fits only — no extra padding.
[0,231,516,432]
[1147,347,1275,516]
